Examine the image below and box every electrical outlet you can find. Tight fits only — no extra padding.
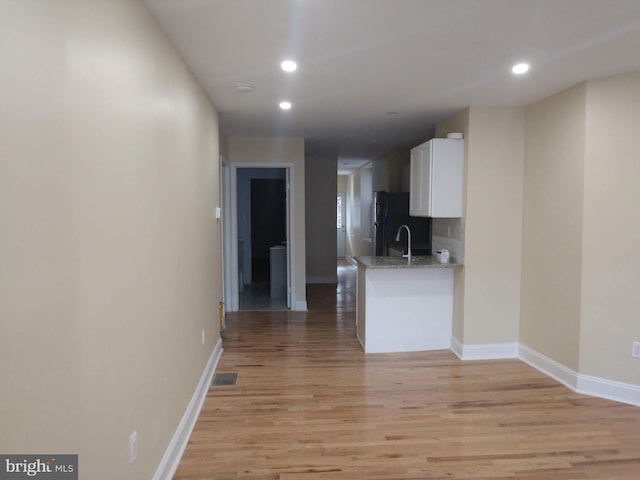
[129,431,137,464]
[202,329,205,346]
[632,341,640,358]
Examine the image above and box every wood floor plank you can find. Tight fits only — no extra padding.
[174,261,640,479]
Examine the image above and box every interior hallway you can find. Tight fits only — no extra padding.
[174,260,640,479]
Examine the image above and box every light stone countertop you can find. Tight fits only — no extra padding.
[355,255,463,269]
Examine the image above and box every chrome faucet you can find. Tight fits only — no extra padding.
[395,224,412,262]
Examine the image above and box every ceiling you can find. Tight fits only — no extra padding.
[143,0,640,172]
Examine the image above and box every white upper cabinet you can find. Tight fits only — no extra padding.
[409,138,464,217]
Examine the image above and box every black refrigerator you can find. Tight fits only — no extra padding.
[373,191,432,256]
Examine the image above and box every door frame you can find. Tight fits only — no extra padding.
[225,162,297,311]
[221,158,233,312]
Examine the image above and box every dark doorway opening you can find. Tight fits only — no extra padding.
[236,167,288,311]
[250,178,286,283]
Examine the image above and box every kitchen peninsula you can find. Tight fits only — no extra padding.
[355,256,462,354]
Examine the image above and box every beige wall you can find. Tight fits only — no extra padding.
[228,137,307,308]
[372,149,411,193]
[581,72,640,385]
[436,109,470,341]
[372,156,390,192]
[387,149,411,193]
[437,107,524,346]
[219,131,229,160]
[521,84,587,371]
[305,156,338,282]
[437,75,640,394]
[521,73,640,387]
[338,175,349,193]
[466,108,524,345]
[0,1,222,479]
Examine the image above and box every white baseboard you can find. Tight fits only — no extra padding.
[306,275,338,284]
[153,338,223,480]
[450,337,518,360]
[518,343,578,390]
[519,344,640,406]
[453,341,640,406]
[450,336,463,359]
[292,300,308,311]
[577,373,640,406]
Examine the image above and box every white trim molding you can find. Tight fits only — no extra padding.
[227,162,306,312]
[518,343,578,390]
[153,338,223,480]
[292,300,308,311]
[451,341,640,407]
[577,374,640,407]
[450,337,518,360]
[519,343,640,407]
[450,336,463,359]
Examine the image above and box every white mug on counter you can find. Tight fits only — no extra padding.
[435,249,450,263]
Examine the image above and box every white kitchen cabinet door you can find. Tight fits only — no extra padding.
[409,138,463,217]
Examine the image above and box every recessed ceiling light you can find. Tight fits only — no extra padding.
[281,60,297,72]
[279,101,292,110]
[512,63,530,74]
[233,83,255,93]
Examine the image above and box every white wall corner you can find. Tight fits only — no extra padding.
[450,337,518,360]
[153,338,223,480]
[518,343,578,390]
[577,374,640,407]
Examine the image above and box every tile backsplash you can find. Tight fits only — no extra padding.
[432,217,465,263]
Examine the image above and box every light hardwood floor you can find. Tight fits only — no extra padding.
[174,261,640,479]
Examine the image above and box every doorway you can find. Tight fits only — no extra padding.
[234,167,290,311]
